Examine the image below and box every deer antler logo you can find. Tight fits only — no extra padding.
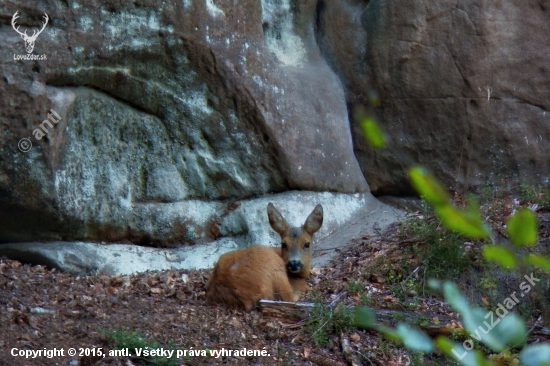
[11,11,49,54]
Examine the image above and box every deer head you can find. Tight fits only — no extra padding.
[267,203,323,278]
[12,11,49,54]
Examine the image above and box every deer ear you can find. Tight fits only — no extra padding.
[304,204,323,235]
[267,203,289,235]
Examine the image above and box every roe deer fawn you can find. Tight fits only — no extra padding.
[206,202,323,311]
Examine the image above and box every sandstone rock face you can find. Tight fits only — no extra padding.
[0,0,368,243]
[317,0,550,194]
[3,0,547,247]
[0,192,401,275]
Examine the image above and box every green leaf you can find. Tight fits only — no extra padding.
[361,116,387,148]
[442,281,526,352]
[374,324,400,341]
[435,337,496,366]
[355,307,400,340]
[435,336,455,354]
[396,323,433,352]
[428,278,442,292]
[507,208,538,246]
[462,307,505,351]
[520,343,550,366]
[524,254,550,272]
[355,306,376,329]
[443,281,470,314]
[491,312,526,348]
[435,204,491,239]
[482,245,517,269]
[408,168,491,238]
[368,90,381,108]
[408,166,451,206]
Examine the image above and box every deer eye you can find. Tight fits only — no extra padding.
[304,242,310,249]
[281,242,287,249]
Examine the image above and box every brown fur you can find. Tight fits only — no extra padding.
[206,203,323,311]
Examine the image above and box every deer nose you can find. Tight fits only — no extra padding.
[287,260,302,273]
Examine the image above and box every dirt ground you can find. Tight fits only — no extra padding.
[1,194,548,366]
[0,221,425,366]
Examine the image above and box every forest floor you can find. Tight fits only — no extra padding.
[1,188,549,366]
